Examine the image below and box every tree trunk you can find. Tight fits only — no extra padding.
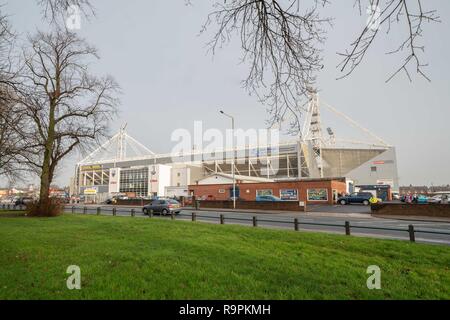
[38,152,51,204]
[38,102,56,214]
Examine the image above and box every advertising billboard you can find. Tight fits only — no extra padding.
[108,168,121,194]
[83,187,98,195]
[280,189,298,201]
[307,189,328,201]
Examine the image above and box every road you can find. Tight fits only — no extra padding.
[65,205,450,245]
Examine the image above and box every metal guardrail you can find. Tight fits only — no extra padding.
[0,204,26,211]
[2,204,448,242]
[56,205,450,243]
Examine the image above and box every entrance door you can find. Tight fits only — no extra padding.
[229,186,240,200]
[377,190,388,201]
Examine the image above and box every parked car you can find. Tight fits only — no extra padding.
[412,195,428,204]
[256,195,283,202]
[142,199,181,215]
[428,195,442,204]
[338,192,373,206]
[14,197,34,206]
[431,194,449,204]
[392,193,400,200]
[0,197,14,205]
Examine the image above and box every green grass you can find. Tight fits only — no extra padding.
[0,213,449,300]
[0,210,26,218]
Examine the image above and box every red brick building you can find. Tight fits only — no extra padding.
[189,175,347,205]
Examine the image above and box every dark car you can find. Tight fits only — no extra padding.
[143,199,181,216]
[338,192,373,206]
[15,197,34,206]
[256,195,283,202]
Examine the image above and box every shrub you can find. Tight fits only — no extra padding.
[27,198,63,217]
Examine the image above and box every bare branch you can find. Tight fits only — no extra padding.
[338,0,440,82]
[202,0,330,134]
[36,0,95,26]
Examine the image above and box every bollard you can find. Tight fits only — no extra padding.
[72,206,75,214]
[192,212,196,222]
[149,209,153,218]
[345,221,351,236]
[253,216,258,227]
[112,207,117,216]
[294,218,299,231]
[83,207,87,215]
[408,225,415,242]
[131,209,135,217]
[171,212,175,220]
[97,207,101,216]
[220,214,225,225]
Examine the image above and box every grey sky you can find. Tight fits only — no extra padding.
[3,0,450,187]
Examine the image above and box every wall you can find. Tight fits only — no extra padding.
[198,175,235,185]
[157,165,172,196]
[115,199,152,206]
[165,186,190,197]
[189,179,347,205]
[197,200,306,212]
[371,203,450,218]
[171,166,190,187]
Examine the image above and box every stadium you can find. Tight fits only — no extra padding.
[72,93,399,202]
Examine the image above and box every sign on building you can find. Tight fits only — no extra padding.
[109,168,121,193]
[256,189,273,197]
[84,187,98,195]
[377,179,394,187]
[307,189,328,201]
[280,189,298,201]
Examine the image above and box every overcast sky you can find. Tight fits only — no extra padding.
[3,0,450,187]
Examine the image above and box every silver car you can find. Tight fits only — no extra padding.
[428,194,449,204]
[142,199,181,216]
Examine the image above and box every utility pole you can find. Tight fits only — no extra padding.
[220,110,236,209]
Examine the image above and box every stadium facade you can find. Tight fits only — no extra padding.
[72,95,399,201]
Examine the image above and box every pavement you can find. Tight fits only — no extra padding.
[372,214,450,223]
[66,204,450,245]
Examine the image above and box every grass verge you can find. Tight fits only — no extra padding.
[0,210,26,218]
[0,214,449,299]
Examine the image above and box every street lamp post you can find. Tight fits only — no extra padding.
[220,110,236,209]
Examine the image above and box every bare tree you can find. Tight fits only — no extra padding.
[32,0,440,136]
[0,7,16,89]
[202,0,439,134]
[1,1,440,141]
[203,0,329,132]
[0,9,24,181]
[37,0,95,23]
[10,29,119,214]
[0,90,25,181]
[339,0,440,82]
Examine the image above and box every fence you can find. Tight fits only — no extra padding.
[2,204,448,243]
[57,205,450,243]
[0,204,26,211]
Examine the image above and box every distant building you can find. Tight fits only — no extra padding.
[400,185,450,195]
[189,176,347,205]
[429,185,450,193]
